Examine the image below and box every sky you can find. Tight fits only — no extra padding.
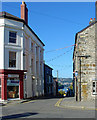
[1,2,95,78]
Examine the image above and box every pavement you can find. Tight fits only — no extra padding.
[0,96,57,106]
[0,99,33,106]
[57,97,96,110]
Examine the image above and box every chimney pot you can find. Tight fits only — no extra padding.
[90,18,92,21]
[22,1,25,4]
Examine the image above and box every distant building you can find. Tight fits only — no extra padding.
[73,2,97,101]
[44,64,53,96]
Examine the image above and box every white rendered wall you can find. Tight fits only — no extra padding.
[24,24,44,98]
[3,19,24,70]
[0,19,4,69]
[0,17,44,98]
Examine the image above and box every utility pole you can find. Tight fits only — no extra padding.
[75,71,78,101]
[57,70,58,81]
[77,55,90,101]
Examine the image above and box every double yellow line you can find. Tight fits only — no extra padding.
[55,98,63,107]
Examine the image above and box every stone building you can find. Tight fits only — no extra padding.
[73,2,97,101]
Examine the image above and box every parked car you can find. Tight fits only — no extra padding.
[63,93,66,97]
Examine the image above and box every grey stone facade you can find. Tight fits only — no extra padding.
[73,22,96,101]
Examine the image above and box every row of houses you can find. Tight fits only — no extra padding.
[73,2,97,101]
[0,1,58,101]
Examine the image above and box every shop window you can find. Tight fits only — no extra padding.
[7,77,19,99]
[9,52,16,67]
[7,86,19,98]
[9,31,17,43]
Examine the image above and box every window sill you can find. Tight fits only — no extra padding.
[5,43,21,47]
[8,67,18,70]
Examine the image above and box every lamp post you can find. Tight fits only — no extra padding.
[75,71,78,101]
[77,55,91,101]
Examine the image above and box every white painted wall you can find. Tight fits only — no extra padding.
[0,17,44,98]
[0,19,4,69]
[3,19,24,70]
[23,24,44,98]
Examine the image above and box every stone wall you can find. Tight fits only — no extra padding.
[74,23,96,101]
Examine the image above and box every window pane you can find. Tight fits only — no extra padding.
[9,38,16,43]
[9,32,17,43]
[9,32,16,37]
[9,52,16,67]
[93,90,95,92]
[9,52,16,60]
[93,82,95,87]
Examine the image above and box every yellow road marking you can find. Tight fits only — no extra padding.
[55,98,63,107]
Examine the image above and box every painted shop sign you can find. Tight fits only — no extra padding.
[7,80,19,86]
[8,74,19,78]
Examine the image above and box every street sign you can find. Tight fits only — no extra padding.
[75,71,78,77]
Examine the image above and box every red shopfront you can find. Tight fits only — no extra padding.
[0,69,26,100]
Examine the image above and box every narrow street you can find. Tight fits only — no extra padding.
[2,98,95,119]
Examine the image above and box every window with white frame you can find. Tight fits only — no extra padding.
[9,51,16,67]
[9,31,17,43]
[92,81,97,95]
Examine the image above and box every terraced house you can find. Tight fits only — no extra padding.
[0,1,45,101]
[73,2,97,101]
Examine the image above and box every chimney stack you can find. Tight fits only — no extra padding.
[21,1,28,24]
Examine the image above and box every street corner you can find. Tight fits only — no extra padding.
[55,97,96,111]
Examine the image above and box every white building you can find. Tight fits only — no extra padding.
[0,1,45,100]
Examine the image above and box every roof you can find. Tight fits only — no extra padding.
[44,64,53,70]
[73,21,97,59]
[77,21,96,34]
[0,11,45,46]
